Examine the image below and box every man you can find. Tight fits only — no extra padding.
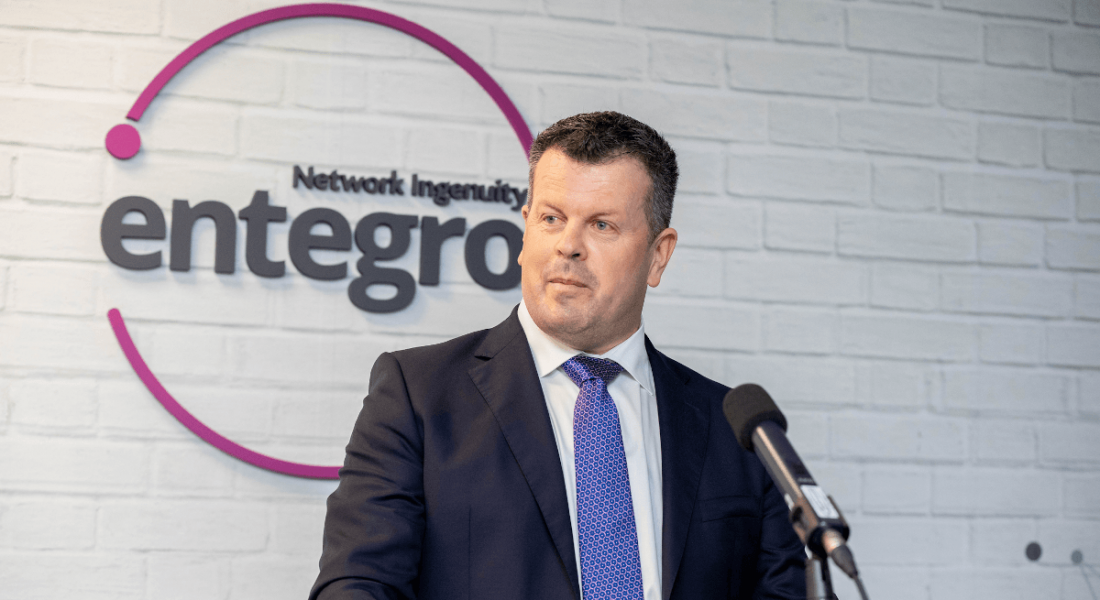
[310,112,805,600]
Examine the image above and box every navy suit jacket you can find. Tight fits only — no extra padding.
[310,308,805,600]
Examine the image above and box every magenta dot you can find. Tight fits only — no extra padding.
[106,123,141,159]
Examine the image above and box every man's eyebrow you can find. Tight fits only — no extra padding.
[536,200,563,214]
[586,205,629,221]
[589,210,619,220]
[533,198,627,222]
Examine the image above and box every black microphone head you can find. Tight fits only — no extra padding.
[722,384,787,451]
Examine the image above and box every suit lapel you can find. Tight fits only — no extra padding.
[468,310,581,600]
[646,338,710,600]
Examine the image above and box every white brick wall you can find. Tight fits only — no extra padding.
[977,121,1042,167]
[984,24,1049,69]
[1079,180,1100,220]
[0,1,1098,599]
[869,56,938,106]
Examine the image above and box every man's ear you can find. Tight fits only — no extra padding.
[646,227,678,288]
[517,204,529,266]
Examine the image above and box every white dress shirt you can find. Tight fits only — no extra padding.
[517,301,663,600]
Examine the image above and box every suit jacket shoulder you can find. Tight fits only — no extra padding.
[646,341,729,401]
[382,305,526,399]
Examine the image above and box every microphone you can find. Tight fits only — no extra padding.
[722,384,860,582]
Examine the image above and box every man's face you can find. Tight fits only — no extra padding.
[518,147,677,354]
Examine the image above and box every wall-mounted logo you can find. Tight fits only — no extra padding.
[104,3,532,479]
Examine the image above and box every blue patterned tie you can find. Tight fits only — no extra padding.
[562,355,644,600]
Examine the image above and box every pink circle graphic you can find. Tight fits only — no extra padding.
[105,2,533,158]
[107,3,533,479]
[105,124,141,159]
[109,309,339,479]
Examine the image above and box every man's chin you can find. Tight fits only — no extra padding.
[530,304,594,340]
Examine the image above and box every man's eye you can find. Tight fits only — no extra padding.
[595,221,608,230]
[544,215,558,224]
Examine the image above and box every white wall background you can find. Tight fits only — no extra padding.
[0,0,1098,598]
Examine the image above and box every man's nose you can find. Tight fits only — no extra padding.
[555,221,586,260]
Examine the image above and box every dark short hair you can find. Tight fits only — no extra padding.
[527,111,678,241]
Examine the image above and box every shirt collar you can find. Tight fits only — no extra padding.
[517,300,654,396]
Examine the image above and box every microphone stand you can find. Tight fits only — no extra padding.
[806,549,837,600]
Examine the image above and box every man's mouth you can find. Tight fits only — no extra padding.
[548,277,587,288]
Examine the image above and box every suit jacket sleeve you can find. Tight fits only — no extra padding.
[310,352,425,600]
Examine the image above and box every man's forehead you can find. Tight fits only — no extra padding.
[531,148,649,198]
[528,151,649,215]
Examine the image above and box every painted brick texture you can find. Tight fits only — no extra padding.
[0,1,1096,599]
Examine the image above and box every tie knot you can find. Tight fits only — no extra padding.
[562,355,623,387]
